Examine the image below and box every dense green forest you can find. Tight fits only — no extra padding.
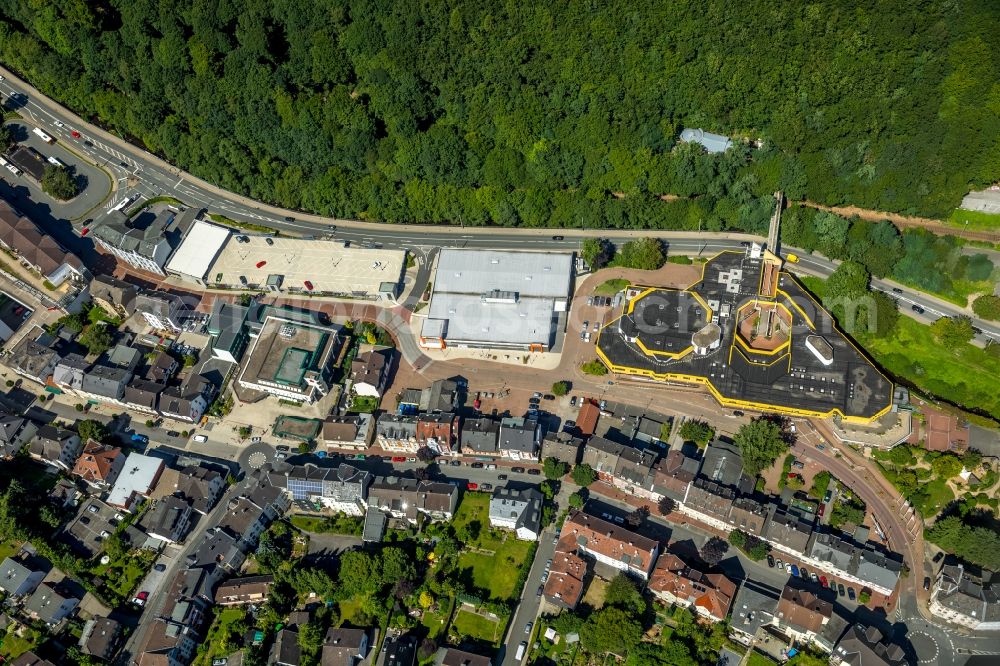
[1,0,998,227]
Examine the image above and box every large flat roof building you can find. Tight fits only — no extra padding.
[207,235,404,300]
[420,249,573,351]
[238,316,341,403]
[165,219,231,283]
[596,250,893,422]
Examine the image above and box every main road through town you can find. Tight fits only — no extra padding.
[1,64,998,347]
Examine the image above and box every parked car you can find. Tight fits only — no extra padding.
[790,564,800,577]
[250,436,262,443]
[537,585,543,597]
[192,435,208,443]
[540,571,549,583]
[823,490,833,503]
[837,584,846,597]
[533,392,542,398]
[486,464,497,470]
[570,396,577,407]
[923,577,931,591]
[527,468,541,476]
[131,434,149,444]
[587,296,594,306]
[498,474,508,480]
[775,559,783,570]
[818,504,826,518]
[847,587,856,601]
[767,554,775,568]
[154,563,166,572]
[407,457,416,462]
[800,567,809,579]
[166,430,180,437]
[819,575,829,588]
[546,559,553,569]
[275,453,286,460]
[391,456,407,462]
[733,410,745,417]
[582,320,589,331]
[471,462,484,469]
[810,572,819,583]
[512,467,525,473]
[481,483,493,491]
[276,445,290,452]
[450,460,461,466]
[613,516,624,524]
[467,483,478,490]
[543,394,555,400]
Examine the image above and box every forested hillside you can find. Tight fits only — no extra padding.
[1,0,998,228]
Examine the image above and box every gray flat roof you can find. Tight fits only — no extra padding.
[434,249,573,297]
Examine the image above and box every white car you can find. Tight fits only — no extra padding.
[192,434,207,443]
[53,120,64,128]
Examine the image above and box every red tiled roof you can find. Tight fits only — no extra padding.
[543,551,586,610]
[576,401,600,436]
[649,552,737,621]
[72,440,123,483]
[560,510,658,577]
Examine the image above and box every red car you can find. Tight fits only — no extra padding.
[80,227,89,236]
[70,130,81,139]
[256,260,267,268]
[467,482,478,490]
[304,280,313,291]
[818,504,826,517]
[391,456,406,462]
[820,576,829,588]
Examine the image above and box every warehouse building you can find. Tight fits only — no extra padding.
[164,219,231,284]
[206,235,405,300]
[419,249,573,351]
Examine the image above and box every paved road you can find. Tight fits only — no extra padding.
[1,66,998,348]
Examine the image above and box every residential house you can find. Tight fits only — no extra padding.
[416,413,459,455]
[268,463,371,516]
[175,465,225,514]
[581,436,623,481]
[775,584,833,646]
[0,411,38,458]
[322,627,370,666]
[375,414,419,453]
[488,487,543,541]
[6,329,59,385]
[498,416,539,461]
[107,344,142,373]
[186,528,246,578]
[649,449,699,503]
[25,581,79,625]
[134,292,187,332]
[72,440,126,489]
[48,478,81,510]
[558,510,659,580]
[831,625,907,666]
[543,550,587,611]
[730,579,781,644]
[368,476,459,524]
[611,446,659,500]
[214,575,274,606]
[764,506,814,557]
[648,552,737,623]
[159,385,208,423]
[728,497,770,537]
[680,481,737,532]
[10,653,56,666]
[322,414,374,451]
[26,426,81,471]
[461,417,500,456]
[417,379,460,413]
[380,635,417,666]
[0,555,45,597]
[122,378,165,414]
[0,200,85,287]
[79,365,132,404]
[272,628,300,666]
[89,274,136,319]
[437,648,491,666]
[91,207,194,276]
[362,509,388,543]
[929,563,1000,631]
[540,431,582,466]
[216,486,289,551]
[136,616,200,666]
[78,617,123,661]
[52,353,89,394]
[350,349,391,398]
[699,438,754,493]
[207,300,252,363]
[140,496,194,544]
[145,351,179,384]
[106,453,165,511]
[807,532,902,596]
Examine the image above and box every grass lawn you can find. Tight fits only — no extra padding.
[0,627,41,660]
[420,596,452,639]
[800,276,1000,420]
[338,597,377,627]
[594,278,629,296]
[91,549,157,604]
[746,652,778,666]
[581,576,609,609]
[949,208,1000,231]
[290,513,363,536]
[193,608,246,666]
[451,608,502,645]
[915,478,955,515]
[0,539,22,562]
[348,395,379,414]
[453,493,534,600]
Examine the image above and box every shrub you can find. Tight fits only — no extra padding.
[581,360,608,376]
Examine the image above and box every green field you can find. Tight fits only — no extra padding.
[746,652,778,666]
[451,608,503,645]
[949,208,1000,231]
[452,493,534,600]
[800,276,1000,420]
[593,278,628,296]
[90,549,157,603]
[193,608,247,666]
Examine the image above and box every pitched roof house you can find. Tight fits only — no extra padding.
[89,274,137,318]
[122,378,165,414]
[649,552,737,623]
[831,624,907,666]
[542,550,587,611]
[0,412,38,459]
[25,426,81,471]
[498,416,539,461]
[267,463,371,516]
[0,555,45,597]
[558,510,659,580]
[175,465,225,514]
[368,476,458,523]
[415,413,459,455]
[488,486,543,540]
[321,627,370,666]
[775,584,833,643]
[214,575,274,606]
[6,329,60,385]
[78,617,123,660]
[929,563,1000,631]
[461,417,500,455]
[72,440,126,488]
[350,349,391,398]
[375,414,419,453]
[25,581,80,625]
[322,414,374,451]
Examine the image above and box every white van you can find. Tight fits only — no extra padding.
[192,434,208,443]
[515,642,527,661]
